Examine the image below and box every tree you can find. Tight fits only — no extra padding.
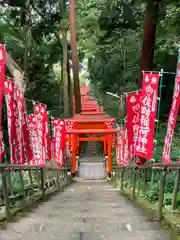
[138,0,164,87]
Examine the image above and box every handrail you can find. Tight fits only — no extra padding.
[113,165,180,221]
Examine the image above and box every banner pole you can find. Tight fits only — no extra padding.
[151,69,164,184]
[143,70,175,75]
[124,90,141,95]
[153,69,164,163]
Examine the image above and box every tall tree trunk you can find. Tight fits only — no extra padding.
[6,53,25,92]
[138,0,159,87]
[69,0,81,113]
[63,31,69,117]
[67,52,73,116]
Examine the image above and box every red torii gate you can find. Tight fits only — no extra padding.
[66,86,117,178]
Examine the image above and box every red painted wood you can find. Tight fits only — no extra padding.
[69,86,117,174]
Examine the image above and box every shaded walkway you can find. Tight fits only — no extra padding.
[1,181,170,240]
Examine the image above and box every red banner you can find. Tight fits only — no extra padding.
[22,103,33,164]
[0,129,5,161]
[124,126,129,165]
[28,114,38,165]
[135,73,160,160]
[0,45,5,127]
[44,112,51,161]
[116,126,129,166]
[65,120,75,158]
[0,45,5,160]
[162,64,180,164]
[4,80,27,164]
[52,118,66,168]
[105,118,116,147]
[33,104,46,166]
[14,87,28,164]
[126,91,141,158]
[4,80,15,163]
[116,127,124,166]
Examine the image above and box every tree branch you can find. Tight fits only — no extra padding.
[0,12,23,40]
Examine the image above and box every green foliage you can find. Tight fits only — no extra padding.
[0,0,70,164]
[0,0,68,112]
[145,182,159,203]
[77,0,179,121]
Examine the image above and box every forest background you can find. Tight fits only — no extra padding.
[0,0,180,162]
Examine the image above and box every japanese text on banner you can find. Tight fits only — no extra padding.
[52,118,66,168]
[4,80,28,164]
[0,45,5,160]
[126,91,141,158]
[116,127,124,166]
[135,73,160,160]
[162,63,180,164]
[33,104,46,166]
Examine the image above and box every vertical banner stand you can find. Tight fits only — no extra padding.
[153,69,164,162]
[151,69,164,184]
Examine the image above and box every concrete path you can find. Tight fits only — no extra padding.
[0,181,170,240]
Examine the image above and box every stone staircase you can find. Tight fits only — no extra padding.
[2,181,170,239]
[78,142,106,179]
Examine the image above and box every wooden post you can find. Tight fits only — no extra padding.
[69,0,81,114]
[72,134,76,173]
[19,170,26,200]
[132,168,137,200]
[1,169,11,220]
[40,168,45,198]
[57,169,60,190]
[157,167,167,221]
[121,167,124,190]
[107,134,112,177]
[137,168,141,195]
[172,168,180,211]
[104,138,107,155]
[143,167,147,193]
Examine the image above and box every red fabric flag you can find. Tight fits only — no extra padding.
[0,45,5,127]
[33,104,46,166]
[4,80,15,163]
[116,127,125,166]
[35,104,51,161]
[123,125,129,166]
[0,129,5,161]
[135,73,160,160]
[162,64,180,164]
[14,87,28,164]
[104,118,116,148]
[4,80,27,164]
[0,45,5,160]
[126,91,141,158]
[34,104,51,161]
[44,112,51,161]
[28,114,38,165]
[52,118,66,168]
[116,125,129,166]
[65,120,75,158]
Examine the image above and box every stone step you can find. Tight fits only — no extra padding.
[80,157,104,162]
[2,181,170,240]
[75,231,170,240]
[8,216,164,233]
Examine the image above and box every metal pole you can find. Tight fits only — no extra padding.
[153,69,164,162]
[143,70,175,75]
[106,92,120,99]
[151,69,163,184]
